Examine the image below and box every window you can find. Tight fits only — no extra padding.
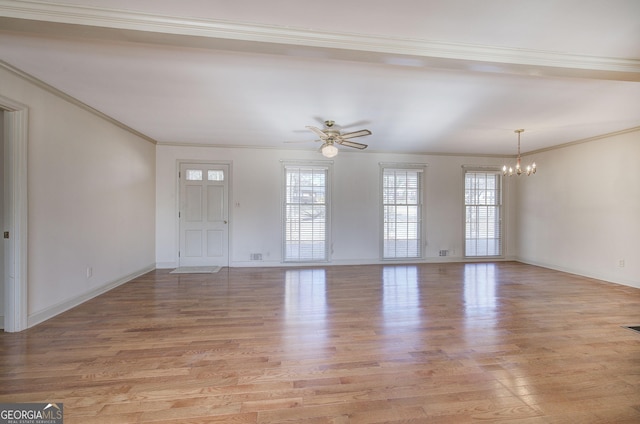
[208,170,224,181]
[186,169,224,181]
[185,169,203,181]
[464,169,502,257]
[283,164,330,262]
[382,167,423,259]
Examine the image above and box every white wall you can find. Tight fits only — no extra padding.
[0,67,157,326]
[156,145,517,268]
[517,129,640,288]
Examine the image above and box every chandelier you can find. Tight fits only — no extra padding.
[503,129,536,176]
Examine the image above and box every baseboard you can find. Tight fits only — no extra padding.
[516,257,640,290]
[0,315,4,330]
[156,261,178,269]
[27,264,156,328]
[229,256,515,268]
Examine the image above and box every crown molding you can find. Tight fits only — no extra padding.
[1,0,639,80]
[156,140,516,158]
[0,60,157,144]
[523,126,640,156]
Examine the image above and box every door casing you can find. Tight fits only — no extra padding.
[177,161,231,268]
[1,95,28,332]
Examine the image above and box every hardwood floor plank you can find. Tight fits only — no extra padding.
[2,262,639,423]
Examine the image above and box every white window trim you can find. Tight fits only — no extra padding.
[462,166,504,259]
[379,163,427,261]
[281,160,333,263]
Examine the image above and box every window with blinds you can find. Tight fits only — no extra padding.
[283,165,329,262]
[382,167,423,259]
[464,169,502,257]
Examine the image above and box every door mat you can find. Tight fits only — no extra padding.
[170,266,221,274]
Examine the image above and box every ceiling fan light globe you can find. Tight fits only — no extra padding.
[321,144,339,158]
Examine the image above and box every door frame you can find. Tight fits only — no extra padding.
[1,95,28,332]
[176,160,232,268]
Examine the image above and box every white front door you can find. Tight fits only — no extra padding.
[179,163,229,267]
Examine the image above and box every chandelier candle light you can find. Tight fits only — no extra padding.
[503,129,536,176]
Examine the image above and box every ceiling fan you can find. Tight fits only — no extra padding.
[305,120,372,157]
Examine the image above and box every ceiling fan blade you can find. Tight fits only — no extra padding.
[339,140,368,149]
[340,129,372,139]
[338,120,371,130]
[312,116,332,126]
[306,126,328,139]
[284,139,321,144]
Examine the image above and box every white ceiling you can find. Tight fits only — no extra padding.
[1,0,639,155]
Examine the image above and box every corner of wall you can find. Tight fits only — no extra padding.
[27,264,155,329]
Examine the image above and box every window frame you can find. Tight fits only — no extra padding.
[380,163,426,261]
[463,166,504,258]
[281,161,332,263]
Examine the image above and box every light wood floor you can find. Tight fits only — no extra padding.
[1,262,639,423]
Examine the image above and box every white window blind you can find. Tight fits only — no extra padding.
[284,165,329,262]
[382,168,422,259]
[464,170,502,257]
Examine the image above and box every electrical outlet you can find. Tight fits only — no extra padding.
[618,259,625,268]
[86,267,93,278]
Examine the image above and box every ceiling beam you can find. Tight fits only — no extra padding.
[1,0,639,81]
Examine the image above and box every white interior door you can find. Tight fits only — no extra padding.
[179,163,229,267]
